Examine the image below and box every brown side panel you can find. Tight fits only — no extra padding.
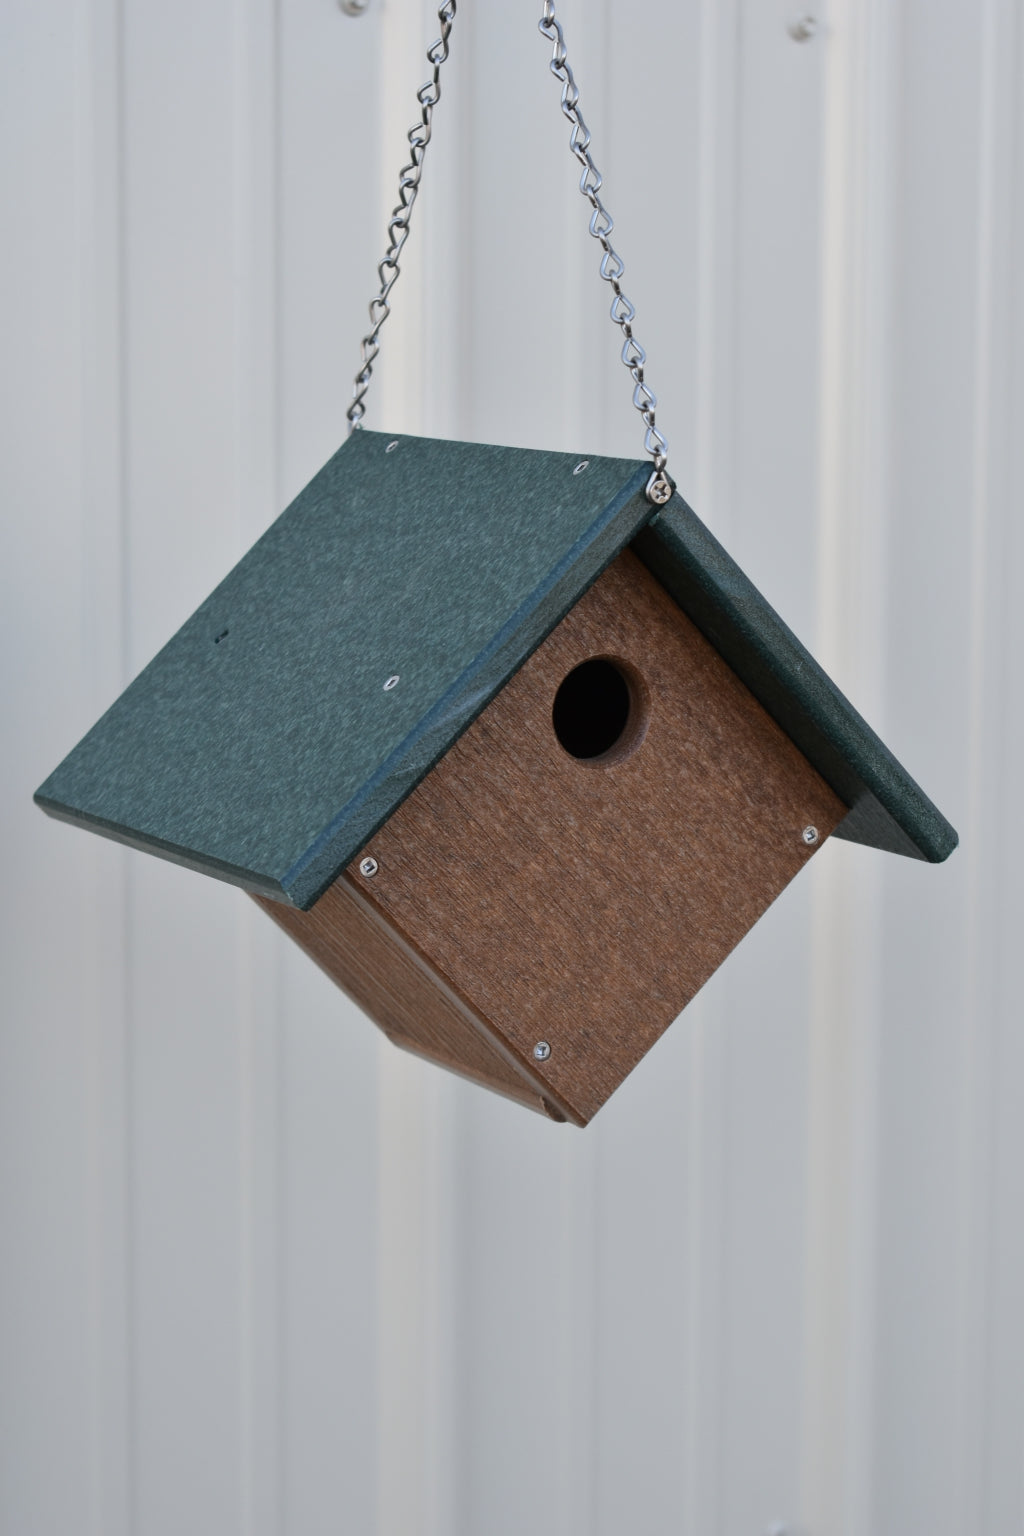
[349,549,847,1125]
[253,876,573,1123]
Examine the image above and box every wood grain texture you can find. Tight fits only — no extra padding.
[339,550,847,1123]
[254,876,573,1123]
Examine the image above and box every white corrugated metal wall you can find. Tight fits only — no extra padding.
[2,1,1021,1532]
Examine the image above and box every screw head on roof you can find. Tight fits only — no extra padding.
[802,825,819,846]
[533,1041,551,1061]
[359,857,379,878]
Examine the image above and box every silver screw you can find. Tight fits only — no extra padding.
[788,15,818,40]
[572,460,589,475]
[533,1041,552,1062]
[383,675,400,691]
[802,825,819,846]
[385,439,399,453]
[359,857,379,878]
[646,471,673,506]
[340,0,372,15]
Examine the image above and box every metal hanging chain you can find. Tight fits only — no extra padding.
[348,0,673,510]
[346,1,457,434]
[538,2,675,508]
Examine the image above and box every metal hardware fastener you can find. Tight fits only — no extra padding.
[384,675,400,691]
[788,15,818,40]
[385,440,399,452]
[533,1041,552,1061]
[802,825,819,845]
[573,460,589,475]
[359,857,379,877]
[645,468,675,506]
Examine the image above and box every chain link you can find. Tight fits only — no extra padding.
[538,2,674,507]
[347,2,457,434]
[348,0,673,509]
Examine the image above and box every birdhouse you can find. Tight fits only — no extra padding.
[35,431,957,1125]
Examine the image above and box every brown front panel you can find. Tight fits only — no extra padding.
[348,550,846,1124]
[253,876,573,1122]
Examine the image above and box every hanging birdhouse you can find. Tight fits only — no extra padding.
[35,2,957,1124]
[35,429,957,1125]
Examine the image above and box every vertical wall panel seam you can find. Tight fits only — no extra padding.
[597,0,616,450]
[1012,15,1024,1521]
[464,4,480,440]
[421,3,462,1518]
[112,0,130,696]
[955,0,1010,1528]
[270,17,287,1532]
[271,0,284,517]
[81,0,133,1527]
[273,6,287,1523]
[453,0,473,436]
[685,6,741,1532]
[112,0,138,1530]
[560,14,603,1532]
[234,8,253,1528]
[595,0,613,452]
[803,3,892,1531]
[375,15,445,1531]
[694,0,740,534]
[231,1,286,1528]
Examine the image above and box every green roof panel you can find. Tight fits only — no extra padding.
[36,431,651,907]
[36,431,956,910]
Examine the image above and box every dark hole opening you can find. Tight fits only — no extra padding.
[552,658,632,761]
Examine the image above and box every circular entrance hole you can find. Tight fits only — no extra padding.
[551,657,645,763]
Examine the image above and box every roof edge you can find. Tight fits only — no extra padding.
[280,461,653,907]
[631,497,959,864]
[34,790,289,900]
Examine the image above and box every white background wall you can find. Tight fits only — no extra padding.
[2,1,1021,1533]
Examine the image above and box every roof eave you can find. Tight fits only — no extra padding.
[631,496,958,864]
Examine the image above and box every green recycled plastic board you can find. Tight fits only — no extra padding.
[35,429,957,910]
